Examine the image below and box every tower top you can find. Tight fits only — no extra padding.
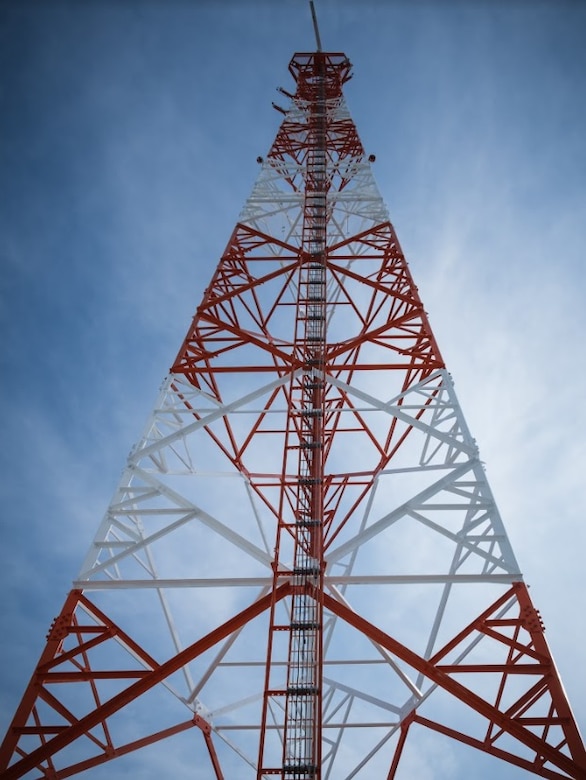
[287,51,352,100]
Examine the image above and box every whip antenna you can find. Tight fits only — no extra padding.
[309,0,322,51]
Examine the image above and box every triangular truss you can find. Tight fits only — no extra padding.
[1,50,583,780]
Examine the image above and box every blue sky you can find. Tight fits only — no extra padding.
[1,1,585,778]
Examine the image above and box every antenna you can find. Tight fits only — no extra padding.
[309,0,322,51]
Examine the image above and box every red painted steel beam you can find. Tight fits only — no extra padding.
[413,714,571,780]
[386,714,413,780]
[38,719,199,780]
[0,583,292,779]
[321,584,586,778]
[194,714,224,780]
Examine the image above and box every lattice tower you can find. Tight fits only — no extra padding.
[1,45,584,780]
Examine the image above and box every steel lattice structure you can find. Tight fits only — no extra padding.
[1,48,585,780]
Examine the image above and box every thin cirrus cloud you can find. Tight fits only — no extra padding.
[0,2,585,778]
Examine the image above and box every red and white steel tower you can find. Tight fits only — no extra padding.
[1,26,584,780]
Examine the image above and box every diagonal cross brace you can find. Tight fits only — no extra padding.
[321,583,586,778]
[0,583,292,779]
